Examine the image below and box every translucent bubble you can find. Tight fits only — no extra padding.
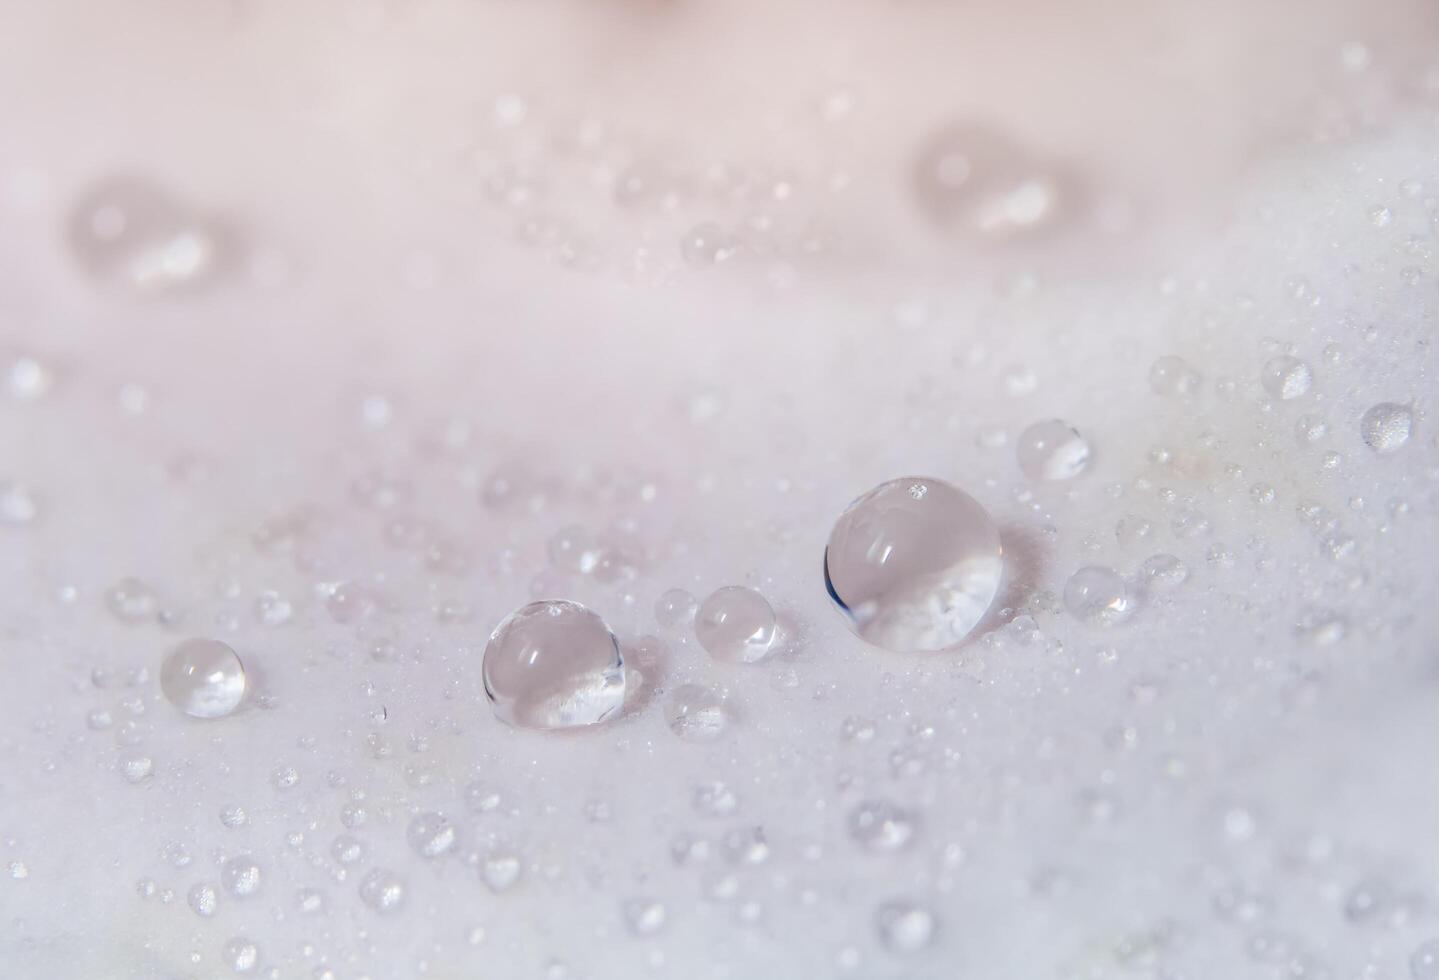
[695,587,776,664]
[654,588,698,630]
[1063,566,1132,625]
[407,812,458,858]
[1412,939,1439,980]
[874,900,936,953]
[847,800,918,853]
[187,882,219,917]
[665,684,729,742]
[1149,356,1202,397]
[482,600,625,730]
[106,577,157,623]
[221,856,261,898]
[65,174,231,294]
[1017,420,1091,481]
[160,639,247,719]
[824,477,1002,653]
[1260,356,1312,400]
[358,869,406,913]
[223,937,259,974]
[1360,402,1413,453]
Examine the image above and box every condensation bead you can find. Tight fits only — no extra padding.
[406,812,458,858]
[1149,356,1203,397]
[623,899,668,937]
[0,480,38,525]
[1141,554,1188,591]
[874,900,936,953]
[160,639,247,719]
[1260,355,1312,400]
[824,477,1002,653]
[1360,402,1413,453]
[188,882,219,918]
[664,684,729,742]
[107,577,158,623]
[654,588,698,630]
[482,600,625,730]
[358,869,406,913]
[1016,419,1091,481]
[847,801,918,853]
[223,937,259,974]
[221,856,262,898]
[1063,566,1132,625]
[695,587,776,664]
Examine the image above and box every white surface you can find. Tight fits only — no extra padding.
[1,4,1437,978]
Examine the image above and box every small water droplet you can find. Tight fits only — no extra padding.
[1260,356,1312,400]
[874,900,936,953]
[1017,419,1091,481]
[1064,566,1132,625]
[695,587,776,664]
[665,684,730,742]
[160,638,247,719]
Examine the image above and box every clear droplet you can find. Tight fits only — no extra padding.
[223,937,259,974]
[1063,566,1132,625]
[187,882,219,917]
[847,800,918,853]
[665,684,729,742]
[358,869,406,913]
[824,477,1003,652]
[482,600,625,730]
[1141,554,1188,592]
[623,898,668,937]
[1149,356,1202,397]
[406,812,458,858]
[654,588,698,630]
[874,900,936,953]
[160,639,247,719]
[1360,402,1413,453]
[1412,940,1439,980]
[1016,419,1091,481]
[220,856,262,898]
[106,577,158,623]
[695,587,776,664]
[1260,356,1312,400]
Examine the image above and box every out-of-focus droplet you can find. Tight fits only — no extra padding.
[160,638,247,719]
[1360,402,1413,453]
[654,588,698,630]
[1260,356,1312,400]
[913,123,1074,241]
[1016,419,1091,481]
[65,175,233,294]
[0,480,38,525]
[623,898,668,937]
[1064,566,1132,625]
[665,684,729,741]
[223,937,259,974]
[824,477,1002,652]
[482,600,625,730]
[1411,939,1439,980]
[107,577,158,623]
[695,587,776,664]
[1149,356,1203,397]
[874,900,936,953]
[407,812,458,858]
[847,800,918,853]
[358,869,406,913]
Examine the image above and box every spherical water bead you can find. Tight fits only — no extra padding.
[358,869,406,914]
[1411,940,1439,979]
[482,600,625,730]
[1064,566,1132,625]
[221,856,262,898]
[188,882,219,918]
[223,937,259,974]
[1016,419,1091,481]
[654,588,698,630]
[1260,356,1312,400]
[1149,356,1203,397]
[694,587,776,664]
[406,812,458,858]
[160,639,247,719]
[874,900,936,954]
[664,684,729,742]
[1360,403,1413,453]
[824,477,1002,653]
[847,801,918,853]
[65,174,230,293]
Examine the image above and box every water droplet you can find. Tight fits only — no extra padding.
[1064,566,1132,625]
[106,577,157,623]
[874,900,936,953]
[223,937,259,974]
[358,869,406,913]
[119,753,154,783]
[1141,554,1188,591]
[1016,419,1091,481]
[1412,940,1439,980]
[1260,356,1312,400]
[654,588,698,630]
[1295,414,1328,445]
[221,856,261,898]
[187,882,219,917]
[219,805,248,829]
[481,851,522,892]
[252,590,293,627]
[913,123,1070,240]
[695,587,776,664]
[0,481,38,525]
[847,800,918,853]
[1149,356,1203,397]
[331,834,365,864]
[623,898,668,937]
[406,812,458,858]
[692,780,739,818]
[824,477,1002,652]
[160,639,247,719]
[482,600,625,730]
[665,684,729,742]
[547,525,600,574]
[680,222,737,267]
[1360,402,1413,453]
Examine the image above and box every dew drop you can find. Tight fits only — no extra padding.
[1260,355,1312,400]
[358,869,406,913]
[406,812,458,858]
[482,600,625,730]
[1141,554,1188,592]
[665,684,729,742]
[220,856,262,898]
[1412,940,1439,980]
[847,800,918,853]
[623,898,668,937]
[874,900,936,954]
[106,577,158,623]
[1360,402,1413,453]
[695,587,776,664]
[1064,566,1132,625]
[1149,356,1203,397]
[1016,419,1091,481]
[160,638,247,719]
[223,937,259,974]
[654,588,698,630]
[187,882,219,918]
[913,122,1070,240]
[824,477,1002,652]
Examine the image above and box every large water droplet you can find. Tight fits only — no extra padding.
[824,477,1002,652]
[482,600,625,730]
[695,587,776,663]
[1016,420,1091,481]
[1360,402,1413,453]
[160,639,247,719]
